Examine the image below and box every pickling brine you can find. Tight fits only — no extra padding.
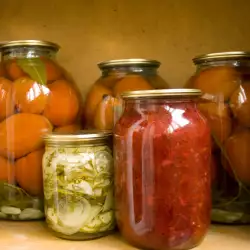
[114,89,211,250]
[42,131,115,240]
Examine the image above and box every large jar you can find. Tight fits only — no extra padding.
[43,130,115,240]
[186,52,250,224]
[84,59,169,130]
[0,40,82,220]
[114,89,211,250]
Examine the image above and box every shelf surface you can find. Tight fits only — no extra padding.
[1,221,250,250]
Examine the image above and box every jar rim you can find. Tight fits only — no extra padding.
[43,130,112,145]
[98,59,160,69]
[121,89,202,99]
[193,51,250,65]
[0,40,60,51]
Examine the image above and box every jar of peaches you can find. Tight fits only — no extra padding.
[84,59,169,130]
[186,51,250,224]
[0,40,82,220]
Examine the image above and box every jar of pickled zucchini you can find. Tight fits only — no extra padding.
[114,89,211,250]
[0,40,82,221]
[43,130,115,240]
[84,59,169,130]
[186,51,250,224]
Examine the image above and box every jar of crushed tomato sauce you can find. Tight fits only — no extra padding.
[114,89,211,250]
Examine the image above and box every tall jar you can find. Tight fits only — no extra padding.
[0,40,82,220]
[84,59,169,130]
[186,51,250,224]
[114,89,211,250]
[42,130,115,240]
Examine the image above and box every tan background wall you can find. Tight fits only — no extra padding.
[1,0,250,99]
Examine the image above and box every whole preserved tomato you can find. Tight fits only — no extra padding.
[114,89,211,250]
[186,52,250,224]
[0,40,82,220]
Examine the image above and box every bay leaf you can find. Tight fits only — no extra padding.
[16,57,46,85]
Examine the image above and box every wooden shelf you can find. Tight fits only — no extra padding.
[1,221,250,250]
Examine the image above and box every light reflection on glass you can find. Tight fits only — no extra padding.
[238,85,247,105]
[26,82,50,102]
[0,88,7,100]
[165,105,190,134]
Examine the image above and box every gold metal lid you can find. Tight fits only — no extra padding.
[98,59,160,69]
[193,51,250,65]
[0,40,60,51]
[43,130,112,145]
[121,89,202,99]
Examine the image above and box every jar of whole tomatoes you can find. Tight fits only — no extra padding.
[186,52,250,224]
[84,59,169,130]
[0,40,82,220]
[114,89,211,250]
[43,130,115,240]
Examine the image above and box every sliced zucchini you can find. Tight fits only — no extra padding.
[57,198,91,228]
[85,205,102,225]
[80,226,97,233]
[102,188,114,212]
[67,180,93,196]
[94,179,111,188]
[94,151,113,173]
[86,217,102,228]
[99,211,113,225]
[99,222,115,232]
[94,188,102,197]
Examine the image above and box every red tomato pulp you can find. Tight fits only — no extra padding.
[114,100,211,250]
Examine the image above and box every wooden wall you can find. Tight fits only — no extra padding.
[1,0,250,98]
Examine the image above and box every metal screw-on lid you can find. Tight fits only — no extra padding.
[0,40,60,52]
[43,130,112,145]
[193,51,250,65]
[120,89,202,99]
[98,59,161,69]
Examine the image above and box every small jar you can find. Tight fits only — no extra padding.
[43,130,115,240]
[186,52,250,224]
[0,40,82,221]
[114,89,211,250]
[84,59,169,130]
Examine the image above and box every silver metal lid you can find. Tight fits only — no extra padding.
[43,130,112,145]
[121,89,202,99]
[193,51,250,65]
[0,40,60,51]
[98,59,161,69]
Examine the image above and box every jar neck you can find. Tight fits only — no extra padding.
[1,47,57,61]
[101,66,158,77]
[124,99,198,113]
[195,59,250,72]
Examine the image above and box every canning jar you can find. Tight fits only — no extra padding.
[114,89,211,250]
[43,130,115,240]
[0,40,82,220]
[186,51,250,224]
[84,59,169,130]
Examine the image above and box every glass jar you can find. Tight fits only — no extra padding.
[114,89,211,250]
[186,51,250,224]
[84,59,169,130]
[0,40,82,220]
[43,130,115,240]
